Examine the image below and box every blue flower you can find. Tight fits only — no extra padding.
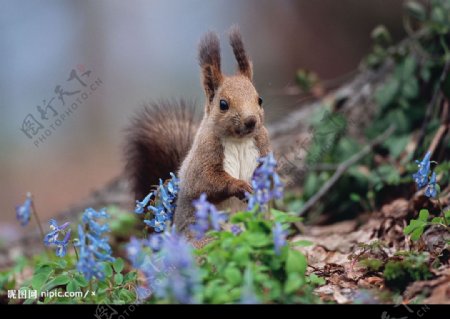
[135,286,152,301]
[136,172,180,232]
[135,192,154,214]
[43,219,71,257]
[55,230,71,257]
[412,151,440,198]
[44,219,70,245]
[126,237,147,268]
[167,173,180,193]
[149,206,170,222]
[82,208,110,235]
[190,193,227,239]
[148,233,164,252]
[246,152,284,212]
[16,193,32,227]
[271,173,284,199]
[230,224,242,236]
[77,226,110,281]
[273,222,287,255]
[425,172,437,198]
[76,208,115,281]
[189,218,209,240]
[140,229,201,304]
[144,214,166,232]
[413,151,431,189]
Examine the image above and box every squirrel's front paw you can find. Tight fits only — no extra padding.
[230,180,253,200]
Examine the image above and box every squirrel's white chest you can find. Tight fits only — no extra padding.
[222,137,259,183]
[218,137,259,213]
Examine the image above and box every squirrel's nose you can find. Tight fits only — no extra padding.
[244,116,257,130]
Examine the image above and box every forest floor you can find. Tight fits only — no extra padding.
[293,196,450,304]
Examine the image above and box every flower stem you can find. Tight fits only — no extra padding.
[437,198,449,227]
[30,195,51,258]
[89,281,94,303]
[73,243,80,262]
[30,196,45,240]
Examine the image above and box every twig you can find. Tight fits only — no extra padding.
[297,125,396,219]
[30,199,45,241]
[428,124,448,156]
[426,99,450,160]
[413,60,450,158]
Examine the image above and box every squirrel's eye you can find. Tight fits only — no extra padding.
[219,99,229,111]
[258,97,263,107]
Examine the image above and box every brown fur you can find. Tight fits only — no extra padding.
[124,99,200,200]
[174,28,271,234]
[229,25,253,80]
[198,32,223,105]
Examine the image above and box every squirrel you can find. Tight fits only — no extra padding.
[124,26,271,236]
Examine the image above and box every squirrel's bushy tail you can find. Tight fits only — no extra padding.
[124,99,199,200]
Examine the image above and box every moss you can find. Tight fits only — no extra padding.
[359,258,384,272]
[383,254,433,290]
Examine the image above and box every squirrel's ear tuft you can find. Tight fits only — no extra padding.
[229,26,253,81]
[199,31,223,104]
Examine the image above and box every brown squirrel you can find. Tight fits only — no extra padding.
[124,27,271,235]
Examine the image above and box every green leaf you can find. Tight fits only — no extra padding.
[13,257,27,274]
[371,25,391,45]
[271,209,303,223]
[34,265,53,277]
[286,250,307,275]
[431,217,443,224]
[400,56,417,80]
[418,209,429,222]
[42,274,70,291]
[404,220,425,234]
[404,1,426,20]
[52,274,71,286]
[232,246,250,265]
[376,78,400,108]
[32,272,51,291]
[402,78,419,99]
[431,6,446,24]
[113,258,124,274]
[45,259,68,270]
[114,273,124,285]
[66,280,80,293]
[247,233,271,247]
[307,273,326,286]
[123,271,137,283]
[224,267,242,286]
[350,193,361,202]
[103,263,113,278]
[284,273,303,295]
[23,298,36,305]
[73,274,88,287]
[445,210,450,219]
[404,219,427,241]
[383,135,410,159]
[230,211,253,223]
[118,289,135,303]
[290,240,313,248]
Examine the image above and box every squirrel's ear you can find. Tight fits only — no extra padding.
[229,26,253,81]
[199,32,223,104]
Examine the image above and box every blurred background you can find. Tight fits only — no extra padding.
[0,0,405,241]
